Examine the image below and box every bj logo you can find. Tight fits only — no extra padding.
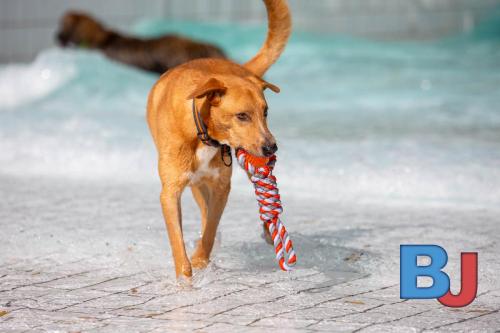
[400,245,478,307]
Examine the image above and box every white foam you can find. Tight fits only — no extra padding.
[0,49,76,109]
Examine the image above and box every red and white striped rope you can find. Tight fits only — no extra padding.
[236,149,297,271]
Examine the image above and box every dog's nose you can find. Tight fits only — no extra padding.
[262,142,278,157]
[56,32,69,46]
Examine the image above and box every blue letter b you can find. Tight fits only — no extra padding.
[400,245,450,299]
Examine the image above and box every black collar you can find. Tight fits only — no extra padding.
[191,99,232,166]
[192,98,221,147]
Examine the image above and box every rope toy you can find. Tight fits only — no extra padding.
[236,149,297,271]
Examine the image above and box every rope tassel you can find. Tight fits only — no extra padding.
[236,149,297,271]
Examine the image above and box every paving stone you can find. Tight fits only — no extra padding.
[357,323,420,332]
[308,319,366,332]
[251,317,318,328]
[1,178,499,332]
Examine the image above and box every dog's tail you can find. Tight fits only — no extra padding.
[244,0,291,77]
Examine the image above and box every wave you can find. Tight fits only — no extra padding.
[0,19,499,208]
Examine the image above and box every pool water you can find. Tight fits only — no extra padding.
[1,16,499,209]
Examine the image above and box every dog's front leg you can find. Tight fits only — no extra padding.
[191,174,231,269]
[159,162,191,279]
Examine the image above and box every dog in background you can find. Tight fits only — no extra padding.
[147,0,291,280]
[56,11,226,74]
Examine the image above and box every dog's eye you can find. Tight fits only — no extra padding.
[264,107,268,118]
[236,112,250,121]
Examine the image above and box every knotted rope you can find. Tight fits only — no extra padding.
[236,149,297,271]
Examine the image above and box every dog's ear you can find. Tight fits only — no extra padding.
[187,78,227,105]
[255,77,280,93]
[263,81,280,93]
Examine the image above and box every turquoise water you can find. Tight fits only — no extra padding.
[1,17,499,208]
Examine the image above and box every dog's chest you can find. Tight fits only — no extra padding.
[189,146,220,184]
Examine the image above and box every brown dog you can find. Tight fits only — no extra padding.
[56,11,226,74]
[147,0,291,280]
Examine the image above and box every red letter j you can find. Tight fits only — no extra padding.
[438,252,478,307]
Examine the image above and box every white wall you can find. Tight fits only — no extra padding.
[0,0,165,62]
[1,0,500,63]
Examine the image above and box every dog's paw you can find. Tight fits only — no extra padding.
[176,274,193,288]
[261,225,273,245]
[191,256,209,269]
[175,262,192,278]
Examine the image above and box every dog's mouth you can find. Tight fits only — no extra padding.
[235,147,256,156]
[235,147,267,159]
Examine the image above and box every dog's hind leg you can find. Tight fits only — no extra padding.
[191,176,230,269]
[191,183,210,234]
[262,224,273,245]
[244,171,273,245]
